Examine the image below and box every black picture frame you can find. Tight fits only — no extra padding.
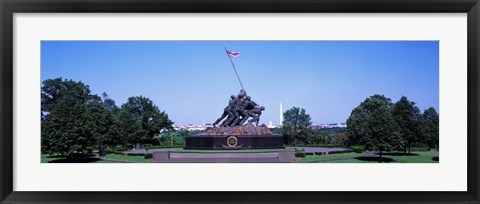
[1,0,479,203]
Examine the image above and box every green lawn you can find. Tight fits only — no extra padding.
[41,154,151,163]
[295,151,439,163]
[41,155,63,163]
[100,154,151,163]
[375,151,439,163]
[296,152,369,163]
[42,150,439,163]
[41,154,103,163]
[171,147,295,153]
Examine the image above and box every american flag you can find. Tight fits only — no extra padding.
[226,50,240,58]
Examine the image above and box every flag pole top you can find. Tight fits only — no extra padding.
[224,47,244,90]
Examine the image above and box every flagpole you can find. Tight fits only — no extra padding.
[224,47,244,90]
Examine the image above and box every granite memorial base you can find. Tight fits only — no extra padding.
[185,123,285,150]
[185,134,284,150]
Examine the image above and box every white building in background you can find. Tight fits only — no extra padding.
[173,123,212,131]
[310,122,347,129]
[267,121,277,128]
[336,122,347,128]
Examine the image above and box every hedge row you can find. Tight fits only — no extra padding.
[144,153,153,159]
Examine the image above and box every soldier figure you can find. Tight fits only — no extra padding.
[238,96,258,125]
[231,96,248,126]
[213,95,236,127]
[248,106,265,126]
[220,102,237,127]
[245,96,258,109]
[220,90,245,127]
[239,89,247,98]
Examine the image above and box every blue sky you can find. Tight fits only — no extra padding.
[41,41,439,125]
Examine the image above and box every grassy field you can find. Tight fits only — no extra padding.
[295,151,439,163]
[41,154,103,163]
[171,147,295,153]
[296,152,370,163]
[100,154,151,163]
[41,154,151,163]
[41,155,63,163]
[42,150,438,163]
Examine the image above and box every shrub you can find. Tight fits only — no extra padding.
[314,152,325,155]
[350,145,364,153]
[329,149,353,154]
[113,146,127,152]
[144,153,153,159]
[295,152,306,157]
[143,145,155,149]
[143,144,154,148]
[126,152,145,156]
[105,147,115,154]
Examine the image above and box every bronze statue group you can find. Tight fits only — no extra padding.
[213,89,265,127]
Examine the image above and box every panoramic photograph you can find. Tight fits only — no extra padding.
[41,41,439,163]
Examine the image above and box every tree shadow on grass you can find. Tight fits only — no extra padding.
[374,152,419,156]
[354,156,395,163]
[48,157,101,163]
[432,157,439,161]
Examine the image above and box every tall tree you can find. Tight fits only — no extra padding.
[41,78,98,155]
[100,93,122,146]
[347,95,401,162]
[116,96,173,147]
[421,107,439,150]
[391,96,421,154]
[102,92,119,115]
[282,107,312,146]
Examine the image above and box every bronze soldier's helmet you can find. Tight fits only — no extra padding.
[239,89,246,97]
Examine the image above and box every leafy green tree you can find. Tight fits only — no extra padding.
[41,78,101,156]
[421,107,439,150]
[116,96,173,147]
[102,92,119,115]
[307,130,327,145]
[86,97,115,148]
[100,93,122,146]
[346,95,401,162]
[157,129,192,147]
[282,107,312,146]
[305,129,349,147]
[391,96,421,154]
[41,78,93,113]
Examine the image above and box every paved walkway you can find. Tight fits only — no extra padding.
[159,151,293,163]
